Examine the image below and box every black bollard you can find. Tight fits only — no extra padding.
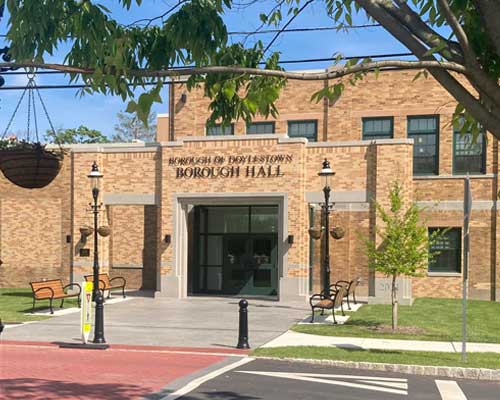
[236,299,250,349]
[0,318,4,336]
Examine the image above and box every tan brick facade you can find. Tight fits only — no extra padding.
[1,70,498,301]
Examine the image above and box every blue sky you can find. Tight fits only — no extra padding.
[0,0,409,139]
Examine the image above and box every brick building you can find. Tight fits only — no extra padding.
[0,70,498,302]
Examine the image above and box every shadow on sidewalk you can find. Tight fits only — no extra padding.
[0,378,149,400]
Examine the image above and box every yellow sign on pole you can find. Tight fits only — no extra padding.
[81,281,93,344]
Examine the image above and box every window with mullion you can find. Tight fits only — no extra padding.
[362,117,394,140]
[408,116,439,175]
[428,228,461,273]
[288,120,317,142]
[206,123,234,136]
[247,122,275,135]
[453,130,486,174]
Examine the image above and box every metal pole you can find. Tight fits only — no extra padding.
[92,186,106,344]
[323,185,331,295]
[462,176,471,362]
[236,299,250,349]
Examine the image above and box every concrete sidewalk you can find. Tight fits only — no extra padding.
[2,294,309,348]
[261,330,500,353]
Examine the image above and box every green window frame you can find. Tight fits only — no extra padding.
[247,122,275,135]
[362,117,394,140]
[288,120,317,142]
[453,130,486,175]
[206,123,234,136]
[428,228,461,273]
[407,115,439,175]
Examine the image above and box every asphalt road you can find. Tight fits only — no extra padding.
[179,359,500,400]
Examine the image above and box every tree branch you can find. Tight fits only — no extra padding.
[388,0,463,63]
[435,0,473,60]
[0,60,468,80]
[435,0,500,110]
[354,0,500,138]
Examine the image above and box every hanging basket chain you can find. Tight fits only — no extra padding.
[1,84,29,139]
[26,82,32,142]
[31,82,39,143]
[34,83,57,138]
[2,74,56,142]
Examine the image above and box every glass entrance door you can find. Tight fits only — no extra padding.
[192,205,279,297]
[223,235,277,296]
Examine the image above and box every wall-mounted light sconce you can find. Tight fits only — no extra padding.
[164,234,171,244]
[180,93,187,103]
[287,235,294,244]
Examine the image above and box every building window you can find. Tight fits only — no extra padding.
[288,120,317,142]
[362,117,393,140]
[407,116,439,175]
[247,122,275,135]
[453,130,486,174]
[428,228,461,273]
[206,123,234,136]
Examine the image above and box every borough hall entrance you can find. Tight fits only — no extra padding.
[189,205,279,297]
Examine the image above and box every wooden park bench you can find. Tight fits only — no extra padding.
[29,279,81,314]
[309,284,347,324]
[330,277,361,310]
[84,273,126,298]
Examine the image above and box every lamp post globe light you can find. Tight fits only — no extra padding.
[88,161,106,344]
[318,158,335,296]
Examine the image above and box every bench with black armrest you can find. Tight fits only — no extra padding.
[84,273,126,298]
[309,284,347,324]
[330,277,361,310]
[29,279,81,314]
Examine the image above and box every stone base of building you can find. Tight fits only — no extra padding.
[368,277,413,306]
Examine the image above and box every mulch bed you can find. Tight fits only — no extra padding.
[368,325,428,335]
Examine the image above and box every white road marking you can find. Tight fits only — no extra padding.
[237,371,408,395]
[291,373,407,382]
[357,380,408,390]
[160,357,255,400]
[435,380,468,400]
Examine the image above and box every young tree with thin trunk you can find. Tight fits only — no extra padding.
[363,182,441,330]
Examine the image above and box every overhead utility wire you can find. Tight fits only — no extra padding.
[0,52,414,76]
[0,23,383,39]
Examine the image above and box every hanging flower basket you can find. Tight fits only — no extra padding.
[79,225,94,237]
[0,76,64,189]
[0,141,63,189]
[330,226,345,240]
[308,228,322,240]
[98,226,111,237]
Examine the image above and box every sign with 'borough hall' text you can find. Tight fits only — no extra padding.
[169,154,293,179]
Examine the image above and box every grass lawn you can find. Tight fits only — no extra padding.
[293,298,500,343]
[0,288,80,323]
[252,346,500,370]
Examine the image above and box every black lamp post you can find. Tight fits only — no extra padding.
[318,158,335,296]
[88,161,106,344]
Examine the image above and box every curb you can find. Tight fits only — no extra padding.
[253,356,500,381]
